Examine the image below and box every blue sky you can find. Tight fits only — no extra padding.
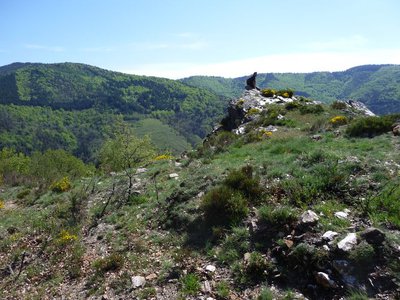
[1,0,399,78]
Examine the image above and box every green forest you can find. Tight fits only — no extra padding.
[181,64,400,115]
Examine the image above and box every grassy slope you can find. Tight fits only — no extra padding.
[1,100,400,299]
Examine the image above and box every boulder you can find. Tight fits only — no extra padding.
[131,276,146,288]
[322,231,339,241]
[315,272,338,288]
[392,124,400,136]
[299,210,319,224]
[337,233,357,252]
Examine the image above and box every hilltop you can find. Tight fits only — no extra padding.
[181,64,400,115]
[1,85,399,299]
[0,62,227,158]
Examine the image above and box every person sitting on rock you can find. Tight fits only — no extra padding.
[246,72,260,90]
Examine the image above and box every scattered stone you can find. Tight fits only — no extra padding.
[337,233,357,251]
[322,231,339,241]
[131,276,146,288]
[334,211,349,219]
[284,239,294,248]
[315,272,338,288]
[169,173,179,179]
[201,280,212,293]
[244,252,251,263]
[136,168,147,174]
[311,134,322,141]
[145,273,157,281]
[175,162,182,167]
[360,227,385,245]
[322,245,330,251]
[300,210,319,224]
[393,124,400,136]
[205,265,216,273]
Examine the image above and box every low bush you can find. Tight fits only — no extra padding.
[201,186,249,226]
[258,205,298,226]
[285,101,300,110]
[346,114,400,137]
[244,251,271,281]
[331,101,348,110]
[349,241,375,267]
[180,273,200,296]
[217,226,250,264]
[261,88,276,97]
[330,115,348,127]
[276,89,294,98]
[299,104,324,115]
[93,253,124,274]
[50,176,71,193]
[224,166,264,203]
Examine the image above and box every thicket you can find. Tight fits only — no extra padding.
[346,114,400,137]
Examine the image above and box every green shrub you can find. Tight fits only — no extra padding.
[16,189,30,199]
[180,273,200,296]
[367,182,400,228]
[217,226,250,264]
[276,89,294,98]
[285,101,300,110]
[346,114,400,138]
[331,101,348,110]
[258,205,298,226]
[257,287,274,300]
[244,251,271,281]
[93,253,124,274]
[224,166,264,203]
[261,88,276,97]
[216,280,230,299]
[299,104,324,115]
[349,241,375,266]
[346,290,369,300]
[50,176,72,193]
[201,186,249,226]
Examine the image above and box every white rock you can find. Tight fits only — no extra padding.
[205,265,216,273]
[175,162,182,167]
[315,272,338,288]
[322,245,330,251]
[334,211,349,219]
[337,233,357,251]
[201,280,212,293]
[300,210,319,224]
[169,173,179,179]
[322,231,339,241]
[136,168,147,174]
[131,276,146,288]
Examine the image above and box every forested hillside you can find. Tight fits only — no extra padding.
[0,63,228,159]
[181,64,400,115]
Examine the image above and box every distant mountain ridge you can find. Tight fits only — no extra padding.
[180,64,400,115]
[0,62,227,145]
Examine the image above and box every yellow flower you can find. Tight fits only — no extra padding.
[154,154,173,161]
[58,230,78,243]
[330,115,348,126]
[50,177,71,192]
[0,199,4,209]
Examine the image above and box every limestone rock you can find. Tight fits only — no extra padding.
[300,210,319,224]
[322,231,339,241]
[201,280,212,293]
[334,211,349,219]
[205,265,216,273]
[393,124,400,136]
[315,272,338,288]
[131,276,146,288]
[337,233,357,251]
[169,173,179,179]
[145,273,157,281]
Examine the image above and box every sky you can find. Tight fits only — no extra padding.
[1,0,400,79]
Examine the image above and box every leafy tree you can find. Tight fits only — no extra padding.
[99,123,156,196]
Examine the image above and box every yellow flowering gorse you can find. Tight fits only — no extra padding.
[330,116,348,126]
[154,154,173,161]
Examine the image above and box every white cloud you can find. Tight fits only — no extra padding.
[24,44,65,52]
[122,48,400,79]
